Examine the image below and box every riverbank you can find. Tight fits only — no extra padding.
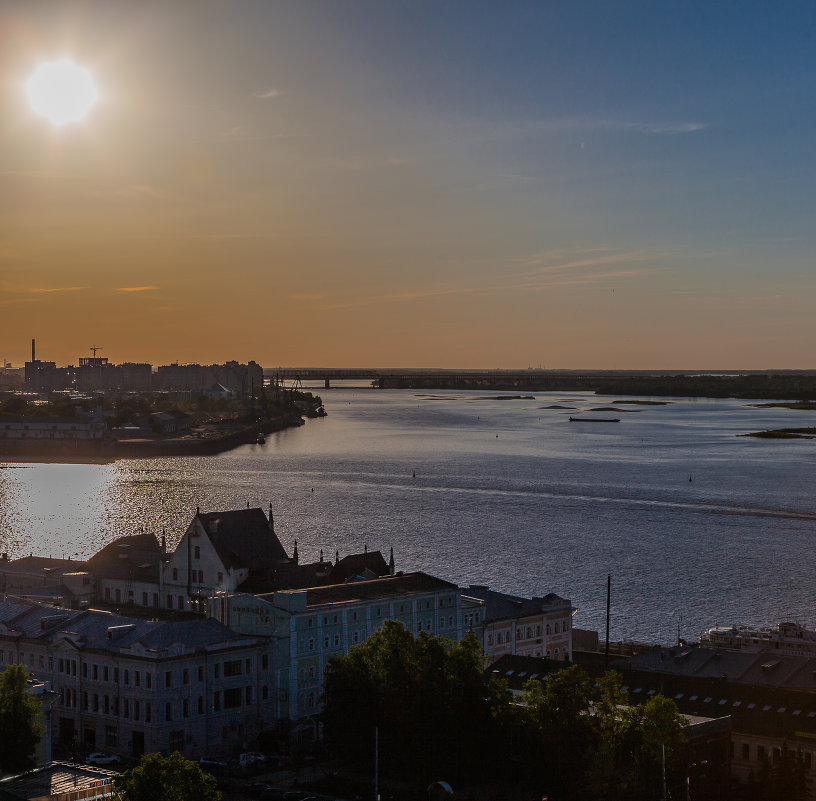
[0,412,305,461]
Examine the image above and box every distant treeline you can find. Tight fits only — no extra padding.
[597,374,816,400]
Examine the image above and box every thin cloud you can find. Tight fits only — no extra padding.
[28,286,87,294]
[254,88,283,99]
[290,293,329,301]
[117,286,158,293]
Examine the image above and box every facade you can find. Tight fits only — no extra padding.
[153,361,263,395]
[0,417,108,441]
[620,645,816,800]
[0,598,274,759]
[209,571,478,739]
[701,621,816,657]
[461,586,575,663]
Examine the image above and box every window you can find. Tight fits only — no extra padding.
[166,671,172,687]
[246,686,252,704]
[165,702,172,721]
[93,664,98,680]
[214,691,221,711]
[546,624,551,635]
[224,687,242,709]
[742,744,749,760]
[145,703,152,723]
[104,696,110,714]
[183,699,189,718]
[153,593,159,607]
[245,659,251,674]
[134,700,140,721]
[324,636,330,647]
[167,594,173,609]
[103,666,109,681]
[309,638,315,652]
[177,596,184,610]
[308,618,313,627]
[172,568,178,580]
[105,726,117,747]
[170,730,184,750]
[123,699,129,718]
[214,664,220,679]
[135,671,140,687]
[105,588,111,600]
[198,696,204,714]
[142,592,148,606]
[198,666,204,682]
[194,546,200,559]
[353,631,359,643]
[757,745,766,761]
[183,668,189,684]
[262,686,268,701]
[224,660,242,677]
[334,634,340,646]
[124,669,129,685]
[146,672,152,689]
[83,663,88,678]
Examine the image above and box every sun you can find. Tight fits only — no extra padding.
[25,59,99,126]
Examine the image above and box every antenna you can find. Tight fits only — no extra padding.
[90,345,103,358]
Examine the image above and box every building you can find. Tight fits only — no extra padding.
[0,597,275,760]
[619,645,816,799]
[209,571,478,740]
[461,585,575,663]
[702,621,816,657]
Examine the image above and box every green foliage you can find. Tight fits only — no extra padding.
[322,621,510,784]
[0,396,29,415]
[0,664,43,774]
[114,751,221,801]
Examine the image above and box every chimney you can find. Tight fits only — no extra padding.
[292,539,298,565]
[335,550,339,564]
[161,530,166,555]
[319,549,324,563]
[268,503,275,534]
[389,547,395,576]
[31,339,35,362]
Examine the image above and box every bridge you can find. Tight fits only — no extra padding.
[263,368,689,391]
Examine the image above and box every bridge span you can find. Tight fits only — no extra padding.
[264,368,662,391]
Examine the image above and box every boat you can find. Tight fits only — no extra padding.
[256,433,266,444]
[569,416,620,423]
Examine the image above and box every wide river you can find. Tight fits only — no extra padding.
[2,387,815,644]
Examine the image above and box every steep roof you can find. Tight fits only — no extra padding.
[196,508,289,569]
[84,532,161,582]
[0,556,84,576]
[327,551,389,584]
[462,586,574,623]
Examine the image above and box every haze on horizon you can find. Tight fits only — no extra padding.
[2,1,815,371]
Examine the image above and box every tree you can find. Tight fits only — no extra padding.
[0,664,43,773]
[114,752,221,801]
[322,621,510,784]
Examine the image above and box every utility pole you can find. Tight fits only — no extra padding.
[604,574,611,668]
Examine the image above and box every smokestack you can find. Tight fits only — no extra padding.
[31,339,35,362]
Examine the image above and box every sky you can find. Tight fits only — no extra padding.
[2,1,816,369]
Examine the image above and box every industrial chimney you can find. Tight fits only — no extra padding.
[31,338,35,362]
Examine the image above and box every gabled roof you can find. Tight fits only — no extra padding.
[462,586,574,623]
[84,532,161,582]
[196,508,289,569]
[0,556,84,576]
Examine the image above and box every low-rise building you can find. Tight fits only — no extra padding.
[209,571,476,740]
[0,598,274,760]
[461,586,575,663]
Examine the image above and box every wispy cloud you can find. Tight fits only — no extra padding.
[522,248,653,274]
[254,88,283,99]
[28,286,87,294]
[117,286,158,293]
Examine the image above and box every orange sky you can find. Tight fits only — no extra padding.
[2,2,816,370]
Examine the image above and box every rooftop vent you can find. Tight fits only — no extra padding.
[106,624,136,640]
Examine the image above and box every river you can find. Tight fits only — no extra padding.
[2,386,815,644]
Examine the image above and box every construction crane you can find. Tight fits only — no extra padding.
[90,345,103,357]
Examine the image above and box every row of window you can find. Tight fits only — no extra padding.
[60,686,260,720]
[306,596,459,630]
[486,619,568,647]
[7,650,270,688]
[734,741,813,769]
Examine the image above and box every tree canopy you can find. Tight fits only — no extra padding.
[322,622,688,800]
[0,664,43,774]
[322,620,512,784]
[114,752,221,801]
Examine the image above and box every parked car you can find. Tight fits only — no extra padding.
[86,753,121,766]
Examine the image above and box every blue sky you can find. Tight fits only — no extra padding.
[2,1,816,367]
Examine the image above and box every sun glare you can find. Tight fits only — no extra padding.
[25,59,99,126]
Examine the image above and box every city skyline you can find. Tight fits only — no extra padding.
[2,2,816,369]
